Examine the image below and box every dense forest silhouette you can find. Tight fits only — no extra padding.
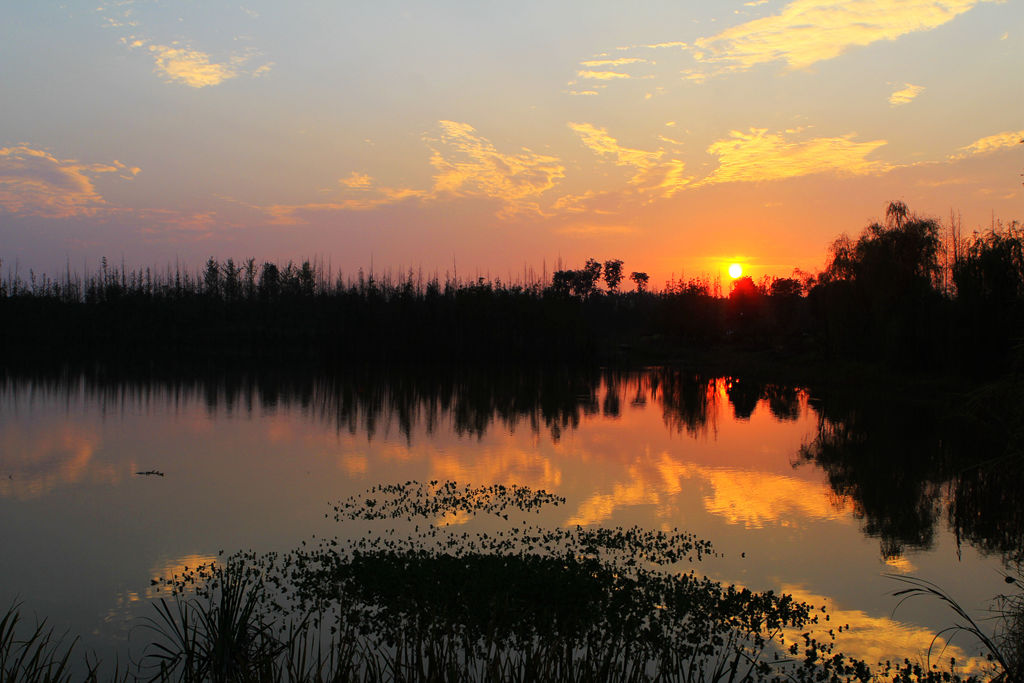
[2,202,1021,379]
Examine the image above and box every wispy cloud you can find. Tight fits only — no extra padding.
[259,121,566,223]
[568,123,691,197]
[576,70,633,80]
[698,128,889,185]
[948,129,1024,159]
[585,0,997,91]
[427,120,565,216]
[136,209,224,241]
[694,0,996,73]
[614,41,688,50]
[0,145,138,218]
[100,1,272,87]
[580,57,650,67]
[260,199,406,226]
[340,172,373,189]
[556,223,636,236]
[888,83,924,105]
[146,43,247,88]
[569,123,663,179]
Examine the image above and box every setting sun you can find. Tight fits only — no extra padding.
[728,263,743,279]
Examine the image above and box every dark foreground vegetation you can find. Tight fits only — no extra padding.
[2,202,1022,380]
[3,481,1020,682]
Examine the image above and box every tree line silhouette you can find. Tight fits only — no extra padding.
[1,202,1021,376]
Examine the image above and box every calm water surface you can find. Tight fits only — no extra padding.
[0,367,1014,674]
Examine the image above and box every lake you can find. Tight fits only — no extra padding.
[0,365,1016,678]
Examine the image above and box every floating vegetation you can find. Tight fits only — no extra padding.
[331,480,565,521]
[2,481,1005,681]
[141,480,958,682]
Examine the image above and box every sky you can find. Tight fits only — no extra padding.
[1,0,1021,286]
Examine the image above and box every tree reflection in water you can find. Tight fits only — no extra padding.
[2,363,1018,560]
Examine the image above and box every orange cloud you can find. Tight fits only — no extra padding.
[147,43,245,87]
[948,129,1024,159]
[255,121,563,223]
[0,145,137,218]
[699,128,889,185]
[569,123,662,177]
[889,83,925,106]
[340,171,373,189]
[580,57,650,67]
[694,0,997,73]
[576,70,633,80]
[427,120,565,216]
[568,122,691,198]
[100,0,272,89]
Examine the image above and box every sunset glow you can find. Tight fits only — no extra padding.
[728,263,744,279]
[1,1,1021,283]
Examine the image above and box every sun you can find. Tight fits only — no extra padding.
[728,263,743,279]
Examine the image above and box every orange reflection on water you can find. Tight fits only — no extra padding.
[429,444,562,492]
[144,553,221,599]
[659,457,850,529]
[781,585,993,678]
[568,449,849,529]
[0,422,117,499]
[566,465,660,526]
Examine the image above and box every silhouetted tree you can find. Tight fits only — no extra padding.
[223,258,241,301]
[580,259,602,297]
[551,270,574,297]
[952,222,1024,371]
[813,202,944,367]
[603,259,624,292]
[728,276,758,301]
[203,258,221,297]
[769,278,801,298]
[258,262,280,299]
[298,260,316,297]
[630,271,649,293]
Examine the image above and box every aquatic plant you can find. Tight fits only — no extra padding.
[0,601,131,682]
[890,573,1021,682]
[3,471,1010,681]
[137,561,287,682]
[146,481,883,682]
[0,601,78,682]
